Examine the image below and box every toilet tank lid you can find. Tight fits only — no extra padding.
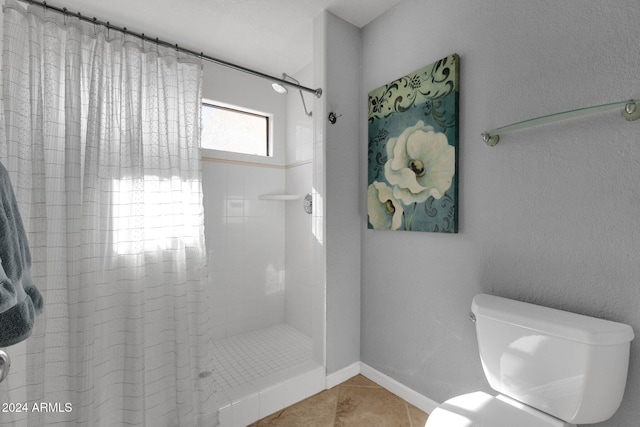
[472,294,635,346]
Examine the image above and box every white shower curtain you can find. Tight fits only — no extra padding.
[0,1,216,426]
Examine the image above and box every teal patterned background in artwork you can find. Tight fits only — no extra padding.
[367,54,459,233]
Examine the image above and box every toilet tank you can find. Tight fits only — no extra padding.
[471,294,634,424]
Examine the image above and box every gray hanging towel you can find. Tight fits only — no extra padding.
[0,161,43,347]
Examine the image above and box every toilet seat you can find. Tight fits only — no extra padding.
[425,392,575,427]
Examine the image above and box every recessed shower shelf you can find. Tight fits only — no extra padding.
[258,194,302,201]
[482,99,640,146]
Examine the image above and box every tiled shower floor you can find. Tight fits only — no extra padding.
[211,324,313,392]
[212,324,324,426]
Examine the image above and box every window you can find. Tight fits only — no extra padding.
[112,176,203,255]
[201,102,270,156]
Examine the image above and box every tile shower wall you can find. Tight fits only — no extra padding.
[201,60,324,364]
[202,61,289,341]
[203,159,286,339]
[284,63,315,339]
[284,163,312,336]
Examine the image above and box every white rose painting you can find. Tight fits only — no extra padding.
[368,54,459,232]
[367,181,404,230]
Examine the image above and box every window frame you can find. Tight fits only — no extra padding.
[201,100,272,158]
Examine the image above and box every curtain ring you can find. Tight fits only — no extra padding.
[62,7,67,25]
[141,33,145,50]
[107,21,110,39]
[92,17,97,35]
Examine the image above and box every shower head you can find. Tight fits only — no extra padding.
[272,73,313,118]
[271,82,288,94]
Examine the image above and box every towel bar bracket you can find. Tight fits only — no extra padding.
[622,102,640,121]
[481,133,499,146]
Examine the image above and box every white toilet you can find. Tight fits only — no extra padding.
[425,294,634,427]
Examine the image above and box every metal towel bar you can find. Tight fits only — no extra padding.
[482,99,640,146]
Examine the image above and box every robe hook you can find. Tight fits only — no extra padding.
[328,112,342,124]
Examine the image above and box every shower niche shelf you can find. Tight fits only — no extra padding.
[258,194,302,201]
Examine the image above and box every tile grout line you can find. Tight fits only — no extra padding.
[331,383,340,427]
[405,401,414,427]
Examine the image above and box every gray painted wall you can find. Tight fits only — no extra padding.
[360,1,640,425]
[316,11,362,374]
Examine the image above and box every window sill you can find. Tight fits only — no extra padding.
[258,194,302,201]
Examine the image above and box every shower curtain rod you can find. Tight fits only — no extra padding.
[17,0,323,99]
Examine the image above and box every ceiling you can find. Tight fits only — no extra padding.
[42,0,402,78]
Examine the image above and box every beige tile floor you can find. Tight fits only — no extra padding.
[249,375,429,427]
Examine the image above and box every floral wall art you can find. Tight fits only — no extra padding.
[367,54,459,233]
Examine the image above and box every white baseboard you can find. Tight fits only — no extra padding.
[324,361,440,414]
[219,360,439,426]
[358,362,440,415]
[325,361,360,389]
